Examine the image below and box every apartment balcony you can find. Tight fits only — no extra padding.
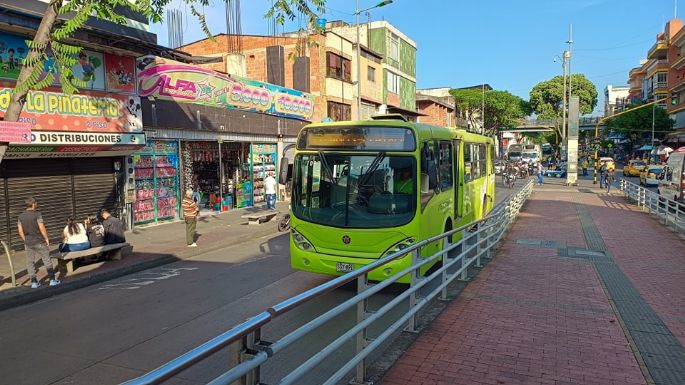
[629,66,645,81]
[672,54,685,70]
[647,39,669,60]
[672,75,685,93]
[655,81,669,93]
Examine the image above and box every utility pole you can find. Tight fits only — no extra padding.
[481,83,485,134]
[652,95,656,162]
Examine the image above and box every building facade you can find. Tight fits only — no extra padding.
[604,85,630,116]
[182,19,417,122]
[0,1,156,248]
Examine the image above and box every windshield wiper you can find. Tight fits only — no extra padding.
[318,151,337,184]
[358,152,386,186]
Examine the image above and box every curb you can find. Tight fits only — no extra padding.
[0,217,285,312]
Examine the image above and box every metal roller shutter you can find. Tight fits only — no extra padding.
[72,158,118,220]
[3,159,73,249]
[0,179,8,246]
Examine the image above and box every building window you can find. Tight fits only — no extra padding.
[387,71,400,94]
[326,52,351,82]
[367,66,375,82]
[389,33,399,62]
[327,101,351,121]
[656,72,667,88]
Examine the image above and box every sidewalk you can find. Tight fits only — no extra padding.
[0,201,289,311]
[382,177,685,385]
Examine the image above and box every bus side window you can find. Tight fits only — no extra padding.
[489,145,495,174]
[421,141,436,209]
[478,144,487,178]
[464,143,472,183]
[439,141,453,190]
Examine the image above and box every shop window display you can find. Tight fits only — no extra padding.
[251,144,277,205]
[133,140,180,224]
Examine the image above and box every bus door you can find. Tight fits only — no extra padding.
[453,139,461,220]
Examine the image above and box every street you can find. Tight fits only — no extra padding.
[0,185,514,385]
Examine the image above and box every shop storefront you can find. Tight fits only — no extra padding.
[132,140,181,225]
[0,32,143,247]
[135,56,315,217]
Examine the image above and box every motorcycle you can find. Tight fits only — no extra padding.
[504,171,516,188]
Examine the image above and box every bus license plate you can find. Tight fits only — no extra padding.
[336,262,355,273]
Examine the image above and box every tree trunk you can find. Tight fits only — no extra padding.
[0,0,61,164]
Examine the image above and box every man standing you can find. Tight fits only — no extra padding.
[182,189,199,247]
[17,197,60,288]
[537,162,544,186]
[100,208,126,244]
[264,174,277,210]
[599,161,607,188]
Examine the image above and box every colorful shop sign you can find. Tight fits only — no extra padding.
[0,31,124,92]
[0,87,142,132]
[137,56,315,121]
[4,131,146,159]
[104,53,136,94]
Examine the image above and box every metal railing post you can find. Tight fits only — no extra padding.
[405,247,421,333]
[440,237,449,301]
[460,231,470,282]
[475,223,482,268]
[353,272,371,384]
[1,241,17,288]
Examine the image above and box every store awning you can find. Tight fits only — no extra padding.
[5,131,146,159]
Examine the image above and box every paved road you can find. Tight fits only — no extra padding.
[0,185,511,385]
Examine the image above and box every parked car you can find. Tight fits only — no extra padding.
[623,160,647,177]
[640,165,665,186]
[494,160,506,175]
[658,146,685,202]
[545,165,567,178]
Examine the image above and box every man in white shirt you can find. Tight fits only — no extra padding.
[264,174,278,210]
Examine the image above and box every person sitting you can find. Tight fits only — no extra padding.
[394,168,413,194]
[84,215,105,247]
[100,208,126,244]
[59,216,91,252]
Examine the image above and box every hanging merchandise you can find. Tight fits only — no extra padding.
[251,143,277,205]
[133,140,180,225]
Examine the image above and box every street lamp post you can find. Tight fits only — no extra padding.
[651,95,656,162]
[355,0,392,120]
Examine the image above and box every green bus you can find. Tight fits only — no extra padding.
[290,117,496,283]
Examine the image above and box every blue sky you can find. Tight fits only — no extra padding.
[150,0,681,116]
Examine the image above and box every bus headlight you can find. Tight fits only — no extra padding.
[291,228,316,252]
[383,238,416,258]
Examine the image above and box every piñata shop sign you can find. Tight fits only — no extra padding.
[0,87,143,132]
[137,56,315,121]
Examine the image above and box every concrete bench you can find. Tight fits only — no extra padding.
[51,243,132,274]
[241,212,277,225]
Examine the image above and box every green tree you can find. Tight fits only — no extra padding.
[0,0,326,163]
[604,103,674,145]
[529,73,598,142]
[450,88,530,137]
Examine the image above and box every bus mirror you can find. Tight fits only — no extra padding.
[279,157,290,182]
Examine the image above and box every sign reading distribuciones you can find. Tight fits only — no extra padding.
[0,121,31,143]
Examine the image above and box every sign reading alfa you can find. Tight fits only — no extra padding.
[137,55,315,121]
[0,121,31,143]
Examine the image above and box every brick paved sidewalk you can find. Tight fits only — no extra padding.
[381,180,685,385]
[0,202,288,309]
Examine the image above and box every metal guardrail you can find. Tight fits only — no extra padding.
[122,180,535,385]
[619,179,685,233]
[1,240,17,288]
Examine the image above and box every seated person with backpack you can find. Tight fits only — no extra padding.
[100,208,126,244]
[59,216,91,252]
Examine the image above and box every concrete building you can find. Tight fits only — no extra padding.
[604,85,630,116]
[415,94,454,126]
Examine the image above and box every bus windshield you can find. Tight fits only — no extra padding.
[293,153,416,228]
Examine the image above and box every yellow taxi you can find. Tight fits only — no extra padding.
[623,159,646,177]
[639,165,664,186]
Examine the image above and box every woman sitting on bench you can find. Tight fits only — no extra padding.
[59,216,91,252]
